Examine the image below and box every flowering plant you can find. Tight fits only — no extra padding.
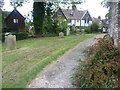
[72,34,120,88]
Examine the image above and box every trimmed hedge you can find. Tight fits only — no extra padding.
[16,32,28,40]
[1,32,28,42]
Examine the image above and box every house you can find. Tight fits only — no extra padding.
[53,8,92,27]
[3,9,25,32]
[101,19,109,33]
[92,16,109,33]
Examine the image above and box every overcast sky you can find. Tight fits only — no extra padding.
[2,0,109,19]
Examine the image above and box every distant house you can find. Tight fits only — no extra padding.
[101,19,109,33]
[53,8,92,27]
[3,9,25,32]
[92,16,109,33]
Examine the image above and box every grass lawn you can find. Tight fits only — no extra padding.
[2,34,97,88]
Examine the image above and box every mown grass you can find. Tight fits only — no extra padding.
[2,34,97,88]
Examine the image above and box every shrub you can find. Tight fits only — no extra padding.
[85,22,102,33]
[56,18,69,34]
[16,32,28,40]
[1,32,29,42]
[42,19,68,35]
[73,34,120,88]
[1,33,5,42]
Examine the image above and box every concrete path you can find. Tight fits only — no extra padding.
[27,34,105,88]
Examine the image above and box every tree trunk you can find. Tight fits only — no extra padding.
[33,2,45,35]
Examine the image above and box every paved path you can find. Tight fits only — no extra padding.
[27,34,105,88]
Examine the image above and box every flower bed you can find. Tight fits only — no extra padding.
[72,34,120,88]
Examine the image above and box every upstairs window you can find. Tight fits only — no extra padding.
[57,13,62,16]
[13,19,18,23]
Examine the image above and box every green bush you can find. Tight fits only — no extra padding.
[16,32,28,40]
[1,32,28,42]
[73,35,120,88]
[85,22,102,33]
[42,19,69,35]
[0,33,5,42]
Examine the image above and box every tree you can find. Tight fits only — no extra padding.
[10,0,29,9]
[33,2,46,35]
[0,0,4,8]
[33,0,83,35]
[101,0,110,23]
[86,22,101,33]
[101,0,110,8]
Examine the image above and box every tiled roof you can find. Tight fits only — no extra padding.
[60,8,87,20]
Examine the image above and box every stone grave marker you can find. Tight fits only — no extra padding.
[59,32,64,38]
[76,29,81,35]
[5,35,16,50]
[66,27,70,36]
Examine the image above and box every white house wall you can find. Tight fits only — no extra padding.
[76,20,80,26]
[67,19,92,27]
[71,20,75,26]
[81,20,85,26]
[89,21,92,25]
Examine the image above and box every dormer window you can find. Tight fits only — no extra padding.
[57,13,62,16]
[70,11,74,16]
[13,19,18,23]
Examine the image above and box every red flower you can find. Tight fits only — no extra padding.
[107,44,115,49]
[89,73,93,79]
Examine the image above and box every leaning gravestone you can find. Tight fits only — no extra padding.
[5,35,16,50]
[66,27,70,36]
[76,29,81,35]
[59,32,64,38]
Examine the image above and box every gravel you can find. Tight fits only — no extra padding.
[27,34,105,88]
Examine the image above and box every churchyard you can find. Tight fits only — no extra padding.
[2,34,96,88]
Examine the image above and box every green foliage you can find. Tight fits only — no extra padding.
[10,0,29,9]
[101,0,110,8]
[33,1,83,35]
[85,22,102,33]
[16,32,28,40]
[1,32,28,42]
[43,18,68,35]
[57,19,69,34]
[73,35,120,88]
[0,0,4,8]
[1,33,5,42]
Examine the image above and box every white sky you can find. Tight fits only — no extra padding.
[2,0,109,19]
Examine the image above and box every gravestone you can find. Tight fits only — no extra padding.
[59,32,64,38]
[81,29,85,34]
[76,29,81,35]
[66,27,70,36]
[81,29,85,33]
[5,35,16,50]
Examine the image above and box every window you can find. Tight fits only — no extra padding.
[57,13,62,16]
[13,19,18,23]
[77,20,79,22]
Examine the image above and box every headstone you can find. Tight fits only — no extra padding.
[76,29,81,35]
[81,29,85,33]
[5,35,16,50]
[59,32,64,38]
[66,27,70,36]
